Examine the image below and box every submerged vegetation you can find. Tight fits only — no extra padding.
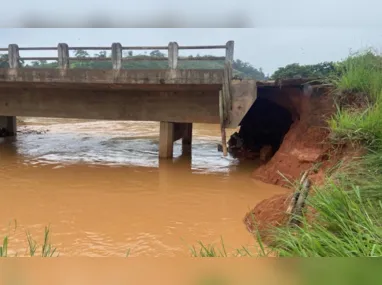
[0,224,58,257]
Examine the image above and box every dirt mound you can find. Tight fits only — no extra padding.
[243,193,291,244]
[252,123,331,187]
[242,85,341,243]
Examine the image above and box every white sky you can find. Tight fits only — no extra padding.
[0,0,381,74]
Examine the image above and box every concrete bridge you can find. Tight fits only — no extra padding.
[0,41,256,158]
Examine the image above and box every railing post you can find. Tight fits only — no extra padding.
[168,42,179,69]
[225,40,234,64]
[8,44,19,68]
[57,43,69,69]
[111,43,122,70]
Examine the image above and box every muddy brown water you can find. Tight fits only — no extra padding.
[0,118,287,257]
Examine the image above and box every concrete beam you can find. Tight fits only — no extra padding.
[0,87,219,123]
[0,68,224,86]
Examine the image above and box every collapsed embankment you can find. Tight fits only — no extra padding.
[229,80,345,242]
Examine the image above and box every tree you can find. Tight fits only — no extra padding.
[149,50,165,58]
[74,49,89,58]
[95,51,107,58]
[0,54,8,68]
[233,59,266,80]
[271,62,337,80]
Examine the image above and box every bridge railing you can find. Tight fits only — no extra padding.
[0,42,234,71]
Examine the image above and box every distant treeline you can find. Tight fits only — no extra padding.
[0,49,267,80]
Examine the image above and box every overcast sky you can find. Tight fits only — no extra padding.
[1,28,381,74]
[0,0,381,74]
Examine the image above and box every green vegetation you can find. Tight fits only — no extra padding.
[271,62,337,80]
[328,51,382,147]
[0,236,8,257]
[189,238,260,257]
[0,224,58,257]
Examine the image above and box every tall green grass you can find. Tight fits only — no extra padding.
[266,153,382,257]
[264,50,382,257]
[330,50,382,100]
[328,51,382,148]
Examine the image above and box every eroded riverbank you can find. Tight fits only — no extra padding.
[0,118,287,257]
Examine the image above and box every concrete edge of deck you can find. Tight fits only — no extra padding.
[0,68,225,85]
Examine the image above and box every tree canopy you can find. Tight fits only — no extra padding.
[270,62,337,80]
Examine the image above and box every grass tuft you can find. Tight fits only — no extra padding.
[0,236,8,257]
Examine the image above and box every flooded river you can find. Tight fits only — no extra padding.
[0,118,287,257]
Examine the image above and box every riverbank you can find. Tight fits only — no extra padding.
[243,50,382,256]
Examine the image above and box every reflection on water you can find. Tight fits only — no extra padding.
[0,118,287,257]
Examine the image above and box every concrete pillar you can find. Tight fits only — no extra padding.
[225,41,234,64]
[0,116,17,136]
[8,44,19,68]
[181,123,192,156]
[168,42,179,69]
[159,121,175,159]
[111,43,122,70]
[3,45,18,137]
[57,43,69,69]
[182,123,192,145]
[159,122,193,158]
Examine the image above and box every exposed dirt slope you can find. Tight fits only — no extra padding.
[252,85,335,187]
[243,85,340,243]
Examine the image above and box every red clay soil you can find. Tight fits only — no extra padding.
[244,85,339,243]
[252,85,336,187]
[244,193,291,244]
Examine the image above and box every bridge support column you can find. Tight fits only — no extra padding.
[159,122,175,159]
[0,116,17,137]
[182,123,192,146]
[159,122,193,159]
[181,123,192,155]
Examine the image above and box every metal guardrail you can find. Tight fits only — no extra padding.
[0,42,234,69]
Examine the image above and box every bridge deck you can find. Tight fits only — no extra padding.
[0,68,224,89]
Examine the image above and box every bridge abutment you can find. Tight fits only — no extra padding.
[159,122,193,159]
[0,116,17,137]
